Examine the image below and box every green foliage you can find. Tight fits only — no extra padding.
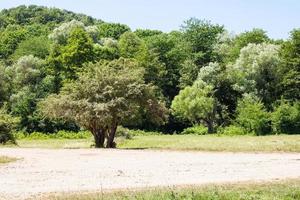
[0,65,11,105]
[39,58,168,148]
[0,25,27,60]
[134,29,163,38]
[227,43,280,108]
[60,27,94,79]
[180,18,224,87]
[272,100,300,134]
[171,80,216,133]
[0,5,299,137]
[218,125,247,136]
[118,32,145,58]
[181,125,208,135]
[0,5,101,28]
[98,22,130,39]
[235,94,271,135]
[14,130,91,140]
[278,29,300,100]
[12,36,50,60]
[0,107,19,144]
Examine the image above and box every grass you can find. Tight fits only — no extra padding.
[0,156,18,164]
[1,134,300,152]
[118,134,300,152]
[43,179,300,200]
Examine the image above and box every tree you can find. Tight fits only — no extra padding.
[171,80,216,133]
[0,24,27,60]
[271,100,300,134]
[214,29,270,64]
[0,65,11,105]
[134,29,163,38]
[278,29,300,100]
[235,94,271,135]
[60,27,94,79]
[227,43,280,108]
[98,22,130,39]
[0,107,19,144]
[145,32,188,103]
[118,32,145,58]
[39,58,167,148]
[12,36,50,60]
[48,20,85,45]
[180,18,224,87]
[8,55,45,131]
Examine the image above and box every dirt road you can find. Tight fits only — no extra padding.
[0,148,300,199]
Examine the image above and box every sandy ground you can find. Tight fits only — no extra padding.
[0,148,300,199]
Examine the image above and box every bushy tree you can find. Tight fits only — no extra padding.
[60,27,94,79]
[39,58,167,148]
[179,18,224,87]
[235,94,271,135]
[0,65,11,105]
[48,20,85,45]
[98,22,130,39]
[12,36,50,60]
[0,24,27,60]
[145,32,188,102]
[171,80,216,133]
[272,100,300,134]
[227,43,280,107]
[0,107,19,144]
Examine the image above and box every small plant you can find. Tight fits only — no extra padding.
[116,126,133,139]
[218,125,247,135]
[0,108,19,144]
[181,125,208,135]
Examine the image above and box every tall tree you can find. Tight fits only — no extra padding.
[278,29,300,100]
[180,18,224,87]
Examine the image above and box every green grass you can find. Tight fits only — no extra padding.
[118,134,300,152]
[0,156,18,164]
[43,179,300,200]
[1,134,300,152]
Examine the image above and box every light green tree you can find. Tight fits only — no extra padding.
[171,80,216,133]
[227,43,280,107]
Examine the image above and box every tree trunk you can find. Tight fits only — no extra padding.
[106,124,117,148]
[93,129,105,148]
[207,120,214,134]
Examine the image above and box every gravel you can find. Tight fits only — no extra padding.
[0,148,299,199]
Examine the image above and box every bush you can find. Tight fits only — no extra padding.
[14,130,91,140]
[235,94,271,135]
[181,125,208,135]
[116,126,133,139]
[0,108,19,144]
[272,101,300,134]
[218,125,247,135]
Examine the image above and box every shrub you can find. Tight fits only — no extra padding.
[0,108,19,144]
[272,101,300,134]
[218,125,247,135]
[116,126,133,139]
[181,125,208,135]
[235,94,271,135]
[14,130,91,140]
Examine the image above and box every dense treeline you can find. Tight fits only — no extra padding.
[0,5,299,147]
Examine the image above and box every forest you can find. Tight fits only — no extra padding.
[0,5,299,148]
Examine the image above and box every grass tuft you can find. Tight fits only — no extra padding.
[0,156,18,164]
[43,179,300,200]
